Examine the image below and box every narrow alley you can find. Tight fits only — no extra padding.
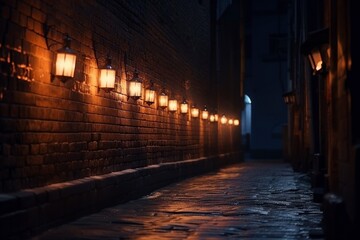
[1,0,359,239]
[31,159,323,239]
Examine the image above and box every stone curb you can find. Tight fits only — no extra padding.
[0,152,240,239]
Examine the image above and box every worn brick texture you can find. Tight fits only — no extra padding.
[0,0,239,192]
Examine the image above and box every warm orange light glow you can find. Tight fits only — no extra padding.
[209,114,215,122]
[145,88,156,105]
[180,101,188,114]
[99,68,116,88]
[228,119,233,125]
[315,61,323,71]
[99,57,116,91]
[220,115,227,124]
[191,107,199,118]
[168,99,178,112]
[308,49,323,72]
[301,28,329,75]
[129,81,142,99]
[55,52,76,77]
[201,108,209,120]
[214,114,218,122]
[234,119,239,126]
[55,34,76,79]
[128,70,142,100]
[158,91,168,109]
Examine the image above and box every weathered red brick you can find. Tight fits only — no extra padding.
[30,144,40,155]
[18,1,32,16]
[26,155,43,165]
[12,144,30,156]
[27,17,34,30]
[0,0,217,193]
[31,7,45,22]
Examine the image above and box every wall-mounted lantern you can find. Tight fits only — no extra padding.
[234,119,239,126]
[214,113,219,122]
[301,28,329,75]
[228,119,233,125]
[168,99,178,112]
[201,106,209,120]
[220,114,227,124]
[282,91,296,105]
[55,34,77,82]
[144,81,156,106]
[98,56,116,92]
[180,100,188,114]
[158,88,168,109]
[191,105,199,118]
[209,114,215,122]
[128,69,142,100]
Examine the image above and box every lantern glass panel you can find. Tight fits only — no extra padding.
[145,89,155,105]
[202,110,209,120]
[99,68,116,89]
[168,99,178,112]
[129,81,142,98]
[159,94,168,108]
[221,115,227,124]
[180,102,188,114]
[55,52,76,77]
[311,49,323,71]
[191,108,199,118]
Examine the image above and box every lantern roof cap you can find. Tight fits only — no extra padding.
[300,27,329,55]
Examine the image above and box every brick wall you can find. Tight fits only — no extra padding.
[0,0,240,193]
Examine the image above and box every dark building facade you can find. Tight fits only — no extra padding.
[285,0,360,237]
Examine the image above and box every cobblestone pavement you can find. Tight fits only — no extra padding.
[30,159,324,239]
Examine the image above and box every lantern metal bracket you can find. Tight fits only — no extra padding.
[44,22,75,83]
[43,22,57,50]
[92,38,117,93]
[300,28,329,76]
[43,22,70,53]
[43,22,59,82]
[124,53,143,101]
[92,39,110,71]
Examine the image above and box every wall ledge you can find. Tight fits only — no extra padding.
[0,152,241,240]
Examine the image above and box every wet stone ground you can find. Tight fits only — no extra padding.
[31,159,324,239]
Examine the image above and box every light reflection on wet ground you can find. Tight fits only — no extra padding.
[31,159,323,239]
